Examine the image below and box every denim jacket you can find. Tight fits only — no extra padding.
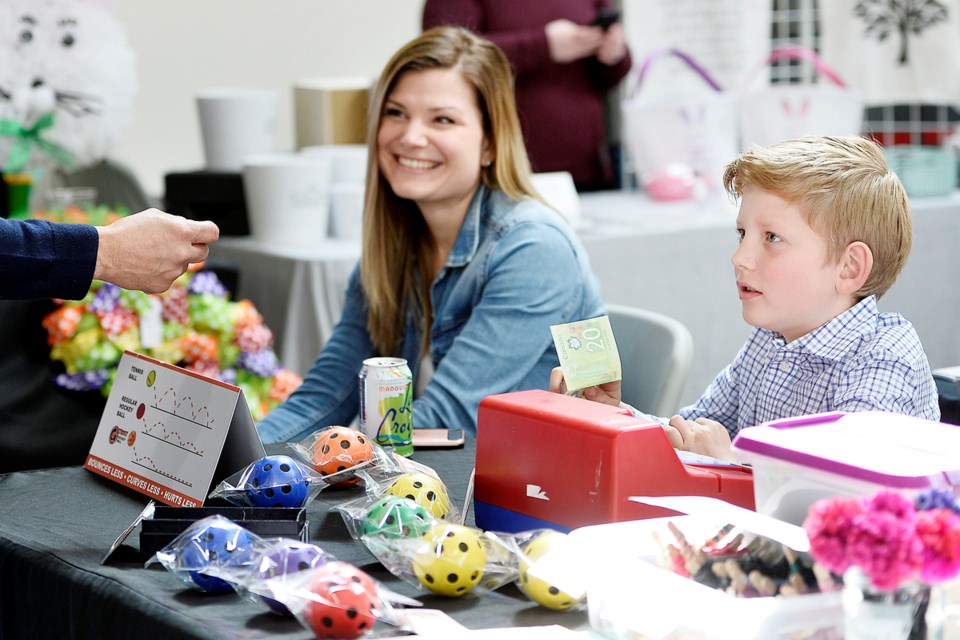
[257,185,604,443]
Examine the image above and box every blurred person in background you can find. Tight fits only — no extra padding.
[423,1,632,192]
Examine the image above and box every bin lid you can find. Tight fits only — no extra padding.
[732,411,960,489]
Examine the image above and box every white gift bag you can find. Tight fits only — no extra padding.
[739,46,864,150]
[621,48,739,195]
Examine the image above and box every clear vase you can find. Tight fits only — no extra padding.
[843,567,932,640]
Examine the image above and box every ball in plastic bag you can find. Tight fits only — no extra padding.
[305,561,379,639]
[412,522,486,596]
[360,495,432,539]
[519,530,583,610]
[386,471,450,518]
[245,455,311,508]
[258,541,331,615]
[311,426,373,487]
[181,520,254,593]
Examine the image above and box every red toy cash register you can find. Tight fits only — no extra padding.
[474,390,755,532]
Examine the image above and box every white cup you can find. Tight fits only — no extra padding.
[300,144,369,185]
[530,171,583,227]
[196,88,279,171]
[242,152,332,246]
[329,183,365,240]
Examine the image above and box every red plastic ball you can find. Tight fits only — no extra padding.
[305,561,379,639]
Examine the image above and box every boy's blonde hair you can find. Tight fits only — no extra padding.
[722,135,912,299]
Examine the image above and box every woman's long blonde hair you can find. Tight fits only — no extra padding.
[361,26,539,356]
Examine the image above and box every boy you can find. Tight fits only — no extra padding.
[551,135,940,460]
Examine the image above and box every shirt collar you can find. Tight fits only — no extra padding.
[770,296,880,359]
[445,185,487,268]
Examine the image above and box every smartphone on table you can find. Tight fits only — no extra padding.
[412,428,466,449]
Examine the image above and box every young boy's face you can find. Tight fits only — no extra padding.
[732,187,851,342]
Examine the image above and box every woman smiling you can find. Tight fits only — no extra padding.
[257,27,603,443]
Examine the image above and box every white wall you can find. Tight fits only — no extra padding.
[113,1,425,198]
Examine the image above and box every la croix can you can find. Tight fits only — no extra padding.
[358,357,413,456]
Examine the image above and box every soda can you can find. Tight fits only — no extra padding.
[358,357,413,456]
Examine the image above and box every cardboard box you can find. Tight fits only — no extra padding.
[294,77,371,148]
[733,410,960,525]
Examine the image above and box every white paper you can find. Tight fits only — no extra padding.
[820,0,960,105]
[623,0,770,94]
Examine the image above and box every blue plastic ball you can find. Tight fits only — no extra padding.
[180,519,255,593]
[245,455,311,508]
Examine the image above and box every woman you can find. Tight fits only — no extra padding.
[257,27,603,443]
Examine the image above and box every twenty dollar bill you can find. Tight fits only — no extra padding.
[550,315,622,393]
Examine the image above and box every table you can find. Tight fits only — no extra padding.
[211,190,960,408]
[0,441,589,640]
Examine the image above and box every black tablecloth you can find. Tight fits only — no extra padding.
[0,440,588,639]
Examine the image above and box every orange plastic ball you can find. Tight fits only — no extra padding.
[311,427,374,486]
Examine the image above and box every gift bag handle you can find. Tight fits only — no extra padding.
[630,48,725,97]
[743,46,849,89]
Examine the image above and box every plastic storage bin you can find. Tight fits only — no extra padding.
[733,411,960,525]
[884,145,957,198]
[567,512,844,640]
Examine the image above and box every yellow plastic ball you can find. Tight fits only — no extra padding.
[386,471,450,519]
[519,530,583,610]
[412,523,486,597]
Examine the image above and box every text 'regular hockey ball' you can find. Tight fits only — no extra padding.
[385,471,450,519]
[412,523,486,597]
[360,495,433,539]
[311,426,373,487]
[518,530,583,610]
[180,519,254,593]
[305,561,380,639]
[245,455,311,508]
[257,541,332,615]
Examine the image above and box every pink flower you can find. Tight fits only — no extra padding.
[863,490,917,521]
[916,508,960,583]
[804,496,863,575]
[846,507,923,590]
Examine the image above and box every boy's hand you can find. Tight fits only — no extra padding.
[667,415,735,461]
[549,366,622,406]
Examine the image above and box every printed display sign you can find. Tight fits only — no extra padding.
[84,351,265,507]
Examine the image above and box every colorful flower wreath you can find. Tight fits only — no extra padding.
[36,207,302,422]
[803,488,960,590]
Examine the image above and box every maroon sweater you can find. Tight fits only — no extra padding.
[423,0,632,190]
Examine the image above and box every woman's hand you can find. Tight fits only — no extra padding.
[596,23,628,66]
[545,19,603,63]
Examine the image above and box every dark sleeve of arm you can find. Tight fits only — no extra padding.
[422,0,553,74]
[0,218,98,300]
[590,44,633,90]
